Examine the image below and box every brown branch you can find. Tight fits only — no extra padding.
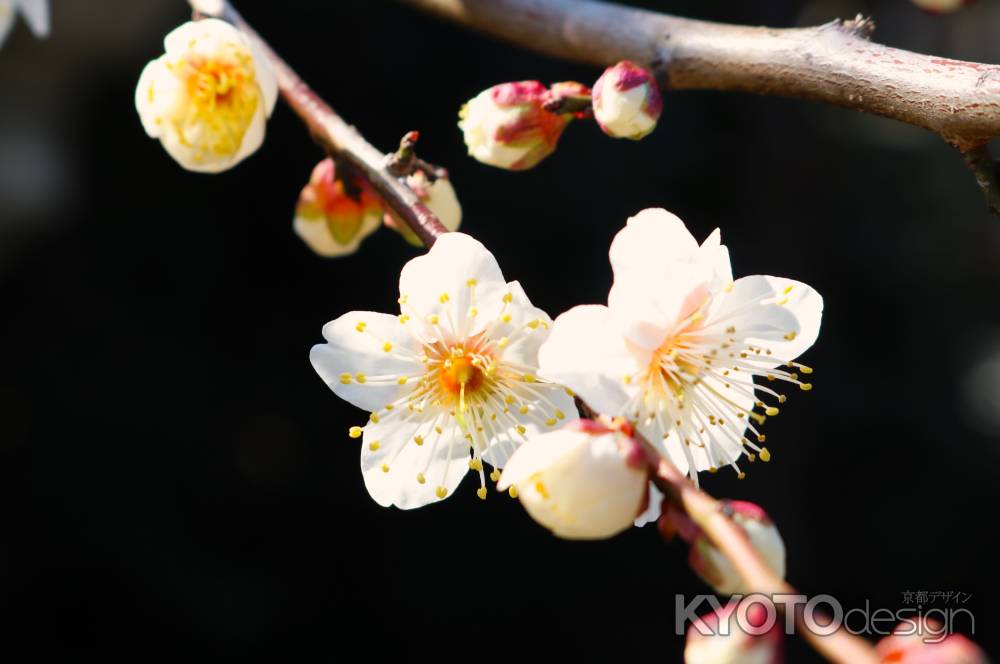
[401,0,1000,216]
[197,0,449,247]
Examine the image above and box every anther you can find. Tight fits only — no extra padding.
[349,426,363,438]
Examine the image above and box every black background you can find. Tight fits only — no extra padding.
[2,1,999,661]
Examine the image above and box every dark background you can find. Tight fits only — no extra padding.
[3,0,999,661]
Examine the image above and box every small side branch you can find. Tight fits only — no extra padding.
[199,1,449,247]
[963,144,1000,216]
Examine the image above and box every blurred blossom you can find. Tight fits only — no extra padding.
[0,0,48,49]
[911,0,973,14]
[0,122,73,227]
[309,233,577,508]
[498,420,649,540]
[592,60,662,140]
[293,159,383,257]
[684,597,782,664]
[876,619,990,663]
[383,170,461,246]
[458,80,578,170]
[539,208,823,484]
[134,18,278,173]
[959,333,1000,436]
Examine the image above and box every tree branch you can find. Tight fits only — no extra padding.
[196,0,450,247]
[401,0,1000,215]
[189,2,880,660]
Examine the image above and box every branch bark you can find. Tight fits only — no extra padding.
[401,0,1000,150]
[402,0,1000,216]
[201,1,449,247]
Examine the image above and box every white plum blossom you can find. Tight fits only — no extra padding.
[310,233,578,508]
[135,18,278,173]
[540,208,822,487]
[0,0,48,48]
[498,421,649,540]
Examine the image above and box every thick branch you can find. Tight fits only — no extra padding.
[201,1,449,247]
[401,0,1000,152]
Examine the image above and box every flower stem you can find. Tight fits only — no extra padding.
[194,0,450,247]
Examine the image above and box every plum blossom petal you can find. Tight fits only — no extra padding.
[311,233,577,508]
[539,304,644,416]
[540,208,822,484]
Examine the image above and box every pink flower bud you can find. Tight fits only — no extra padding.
[293,159,383,257]
[383,170,462,247]
[458,81,575,170]
[592,60,662,140]
[685,597,783,664]
[683,501,786,595]
[877,619,990,663]
[911,0,974,14]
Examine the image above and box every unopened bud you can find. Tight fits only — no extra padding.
[685,597,782,664]
[592,60,662,140]
[293,158,383,257]
[499,421,649,539]
[458,80,577,170]
[688,501,785,595]
[384,170,462,247]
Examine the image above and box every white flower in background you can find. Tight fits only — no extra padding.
[540,208,822,486]
[293,158,383,258]
[0,0,48,48]
[498,421,649,539]
[384,170,462,246]
[688,501,785,595]
[592,60,662,140]
[911,0,973,14]
[685,597,782,664]
[310,233,577,508]
[135,18,278,173]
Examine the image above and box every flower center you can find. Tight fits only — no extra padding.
[169,48,260,162]
[439,354,485,396]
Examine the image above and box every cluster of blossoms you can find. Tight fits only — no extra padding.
[134,19,460,256]
[459,60,663,170]
[312,208,823,532]
[0,0,47,49]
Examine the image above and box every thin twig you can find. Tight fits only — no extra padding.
[401,0,1000,216]
[197,1,450,247]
